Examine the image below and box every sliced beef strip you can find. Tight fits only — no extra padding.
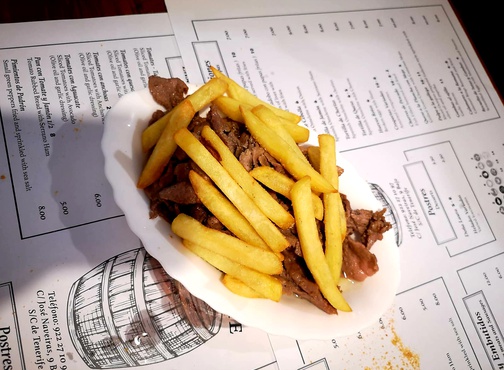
[188,204,208,224]
[259,150,287,175]
[173,162,192,182]
[150,109,165,124]
[280,227,302,256]
[277,273,338,315]
[236,131,287,174]
[236,131,252,158]
[348,207,391,249]
[341,237,379,282]
[281,249,337,314]
[206,215,225,231]
[339,193,389,281]
[207,104,242,155]
[159,182,200,204]
[238,137,262,171]
[148,76,188,111]
[350,209,373,236]
[364,208,392,249]
[340,193,353,235]
[187,114,209,140]
[238,149,254,172]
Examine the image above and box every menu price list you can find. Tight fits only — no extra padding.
[189,5,498,153]
[0,35,179,238]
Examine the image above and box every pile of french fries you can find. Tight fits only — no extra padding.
[137,67,351,313]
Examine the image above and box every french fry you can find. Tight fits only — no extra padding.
[323,193,343,284]
[141,109,175,153]
[213,96,253,122]
[188,170,269,250]
[137,100,195,189]
[172,214,282,275]
[210,66,301,124]
[214,96,309,143]
[141,78,228,152]
[185,77,228,111]
[319,134,344,284]
[221,274,264,299]
[338,197,347,240]
[308,143,347,238]
[174,128,290,253]
[241,108,335,194]
[201,125,294,229]
[319,134,340,188]
[183,239,283,302]
[291,176,351,312]
[249,166,324,221]
[279,118,310,144]
[252,105,310,163]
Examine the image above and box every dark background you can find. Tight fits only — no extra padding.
[449,0,502,99]
[0,0,501,99]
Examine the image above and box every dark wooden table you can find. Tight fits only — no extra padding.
[1,0,501,96]
[0,0,166,22]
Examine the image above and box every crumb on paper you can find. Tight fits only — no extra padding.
[390,323,421,369]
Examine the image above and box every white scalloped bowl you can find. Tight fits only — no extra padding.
[101,87,400,340]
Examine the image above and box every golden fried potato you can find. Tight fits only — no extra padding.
[241,108,335,194]
[307,146,321,172]
[173,128,290,253]
[214,96,309,143]
[172,214,282,275]
[249,166,324,221]
[137,100,195,188]
[189,170,269,250]
[278,118,310,143]
[201,125,294,229]
[318,134,344,284]
[183,239,283,302]
[213,95,252,122]
[211,66,301,124]
[141,77,228,152]
[221,274,264,298]
[252,105,310,162]
[291,176,351,312]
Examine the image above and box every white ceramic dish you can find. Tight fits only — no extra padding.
[101,87,400,340]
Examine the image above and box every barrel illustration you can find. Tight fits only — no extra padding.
[369,182,403,247]
[67,248,222,368]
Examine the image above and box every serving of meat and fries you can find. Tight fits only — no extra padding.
[102,67,400,339]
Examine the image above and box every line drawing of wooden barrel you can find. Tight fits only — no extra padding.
[369,182,403,247]
[67,248,222,368]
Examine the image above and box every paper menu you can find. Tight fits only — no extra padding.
[0,3,502,370]
[0,15,182,238]
[0,14,281,370]
[161,0,504,368]
[165,1,499,145]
